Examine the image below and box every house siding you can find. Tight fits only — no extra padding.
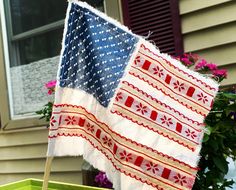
[0,127,83,185]
[179,0,236,86]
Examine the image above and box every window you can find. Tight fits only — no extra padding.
[2,0,104,119]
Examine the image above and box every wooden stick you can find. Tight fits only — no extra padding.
[42,156,54,190]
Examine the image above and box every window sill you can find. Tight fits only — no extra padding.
[2,117,49,131]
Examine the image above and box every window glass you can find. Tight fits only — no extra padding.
[10,0,104,35]
[10,0,67,35]
[16,28,63,67]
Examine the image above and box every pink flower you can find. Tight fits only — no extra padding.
[45,80,57,89]
[189,53,199,63]
[181,57,192,66]
[206,63,218,71]
[213,69,228,78]
[195,59,207,70]
[47,89,53,95]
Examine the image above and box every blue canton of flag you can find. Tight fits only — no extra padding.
[59,3,138,107]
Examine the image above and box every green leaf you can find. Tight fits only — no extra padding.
[222,93,236,100]
[203,134,209,142]
[212,156,228,173]
[226,103,236,116]
[209,138,219,151]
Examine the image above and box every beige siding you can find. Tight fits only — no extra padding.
[0,127,83,185]
[180,0,236,85]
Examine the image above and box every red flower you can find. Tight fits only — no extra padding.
[115,92,123,102]
[213,69,228,78]
[153,66,164,77]
[65,116,76,125]
[195,59,207,70]
[206,63,218,71]
[173,173,187,186]
[86,123,95,133]
[119,150,133,162]
[185,129,197,139]
[50,116,57,127]
[145,161,159,174]
[161,115,173,127]
[136,103,148,115]
[197,92,208,104]
[102,136,112,147]
[45,80,57,89]
[173,80,185,92]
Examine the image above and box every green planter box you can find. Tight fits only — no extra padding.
[0,178,109,190]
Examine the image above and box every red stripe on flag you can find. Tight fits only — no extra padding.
[125,96,134,107]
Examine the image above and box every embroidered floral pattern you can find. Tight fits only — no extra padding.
[173,80,185,92]
[115,92,123,102]
[136,103,148,115]
[65,116,76,125]
[145,161,159,174]
[160,115,173,127]
[50,116,57,127]
[135,56,144,65]
[86,122,95,133]
[153,66,164,77]
[197,92,208,104]
[173,173,187,186]
[51,105,199,190]
[102,135,112,147]
[119,150,133,162]
[185,129,197,139]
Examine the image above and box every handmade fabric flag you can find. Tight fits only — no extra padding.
[48,1,219,189]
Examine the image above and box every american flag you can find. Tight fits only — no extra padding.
[48,1,219,190]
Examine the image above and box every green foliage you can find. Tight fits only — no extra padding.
[193,92,236,190]
[35,101,53,122]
